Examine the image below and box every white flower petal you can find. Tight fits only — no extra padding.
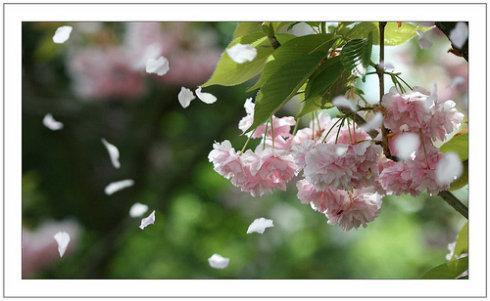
[436,152,463,185]
[246,217,274,234]
[104,179,134,195]
[145,56,170,76]
[42,114,64,131]
[139,210,156,230]
[449,22,468,49]
[360,112,383,132]
[54,231,70,258]
[178,87,196,108]
[101,138,121,169]
[52,26,73,44]
[394,132,420,161]
[332,96,357,112]
[129,202,149,218]
[289,22,316,37]
[226,43,257,64]
[208,253,229,269]
[195,86,217,104]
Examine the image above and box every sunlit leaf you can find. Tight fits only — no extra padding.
[452,222,468,260]
[232,22,264,39]
[440,132,468,161]
[203,32,271,87]
[422,256,468,279]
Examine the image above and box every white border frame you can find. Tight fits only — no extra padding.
[3,2,487,298]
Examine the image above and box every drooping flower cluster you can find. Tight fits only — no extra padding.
[209,84,464,230]
[379,85,464,196]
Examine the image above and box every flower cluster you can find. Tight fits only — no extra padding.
[209,85,463,230]
[379,85,464,196]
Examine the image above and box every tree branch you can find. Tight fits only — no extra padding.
[439,191,468,219]
[435,22,468,61]
[375,21,394,160]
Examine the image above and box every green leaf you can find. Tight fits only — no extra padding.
[305,56,344,99]
[250,51,327,130]
[232,22,264,39]
[452,223,468,260]
[297,96,323,118]
[440,132,469,161]
[342,22,432,46]
[203,32,273,87]
[383,22,432,46]
[422,256,468,279]
[340,37,372,71]
[247,34,335,92]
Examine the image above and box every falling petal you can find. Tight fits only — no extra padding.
[289,22,316,36]
[449,22,468,48]
[178,87,196,108]
[436,152,463,185]
[101,138,121,169]
[246,217,274,234]
[226,43,257,64]
[208,253,229,269]
[52,26,73,44]
[332,96,357,112]
[360,112,383,132]
[53,231,70,258]
[195,86,217,104]
[145,56,170,76]
[42,114,64,131]
[139,210,156,230]
[104,179,134,195]
[129,202,149,218]
[394,133,420,161]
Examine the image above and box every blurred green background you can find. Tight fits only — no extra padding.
[22,22,468,279]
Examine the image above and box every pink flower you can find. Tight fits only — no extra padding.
[324,188,382,231]
[296,180,382,231]
[408,146,450,195]
[382,85,464,141]
[428,99,464,141]
[296,179,343,212]
[209,142,296,197]
[382,86,434,133]
[208,140,242,179]
[303,141,382,191]
[253,116,296,139]
[246,147,297,192]
[378,160,416,195]
[291,140,317,171]
[379,144,449,196]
